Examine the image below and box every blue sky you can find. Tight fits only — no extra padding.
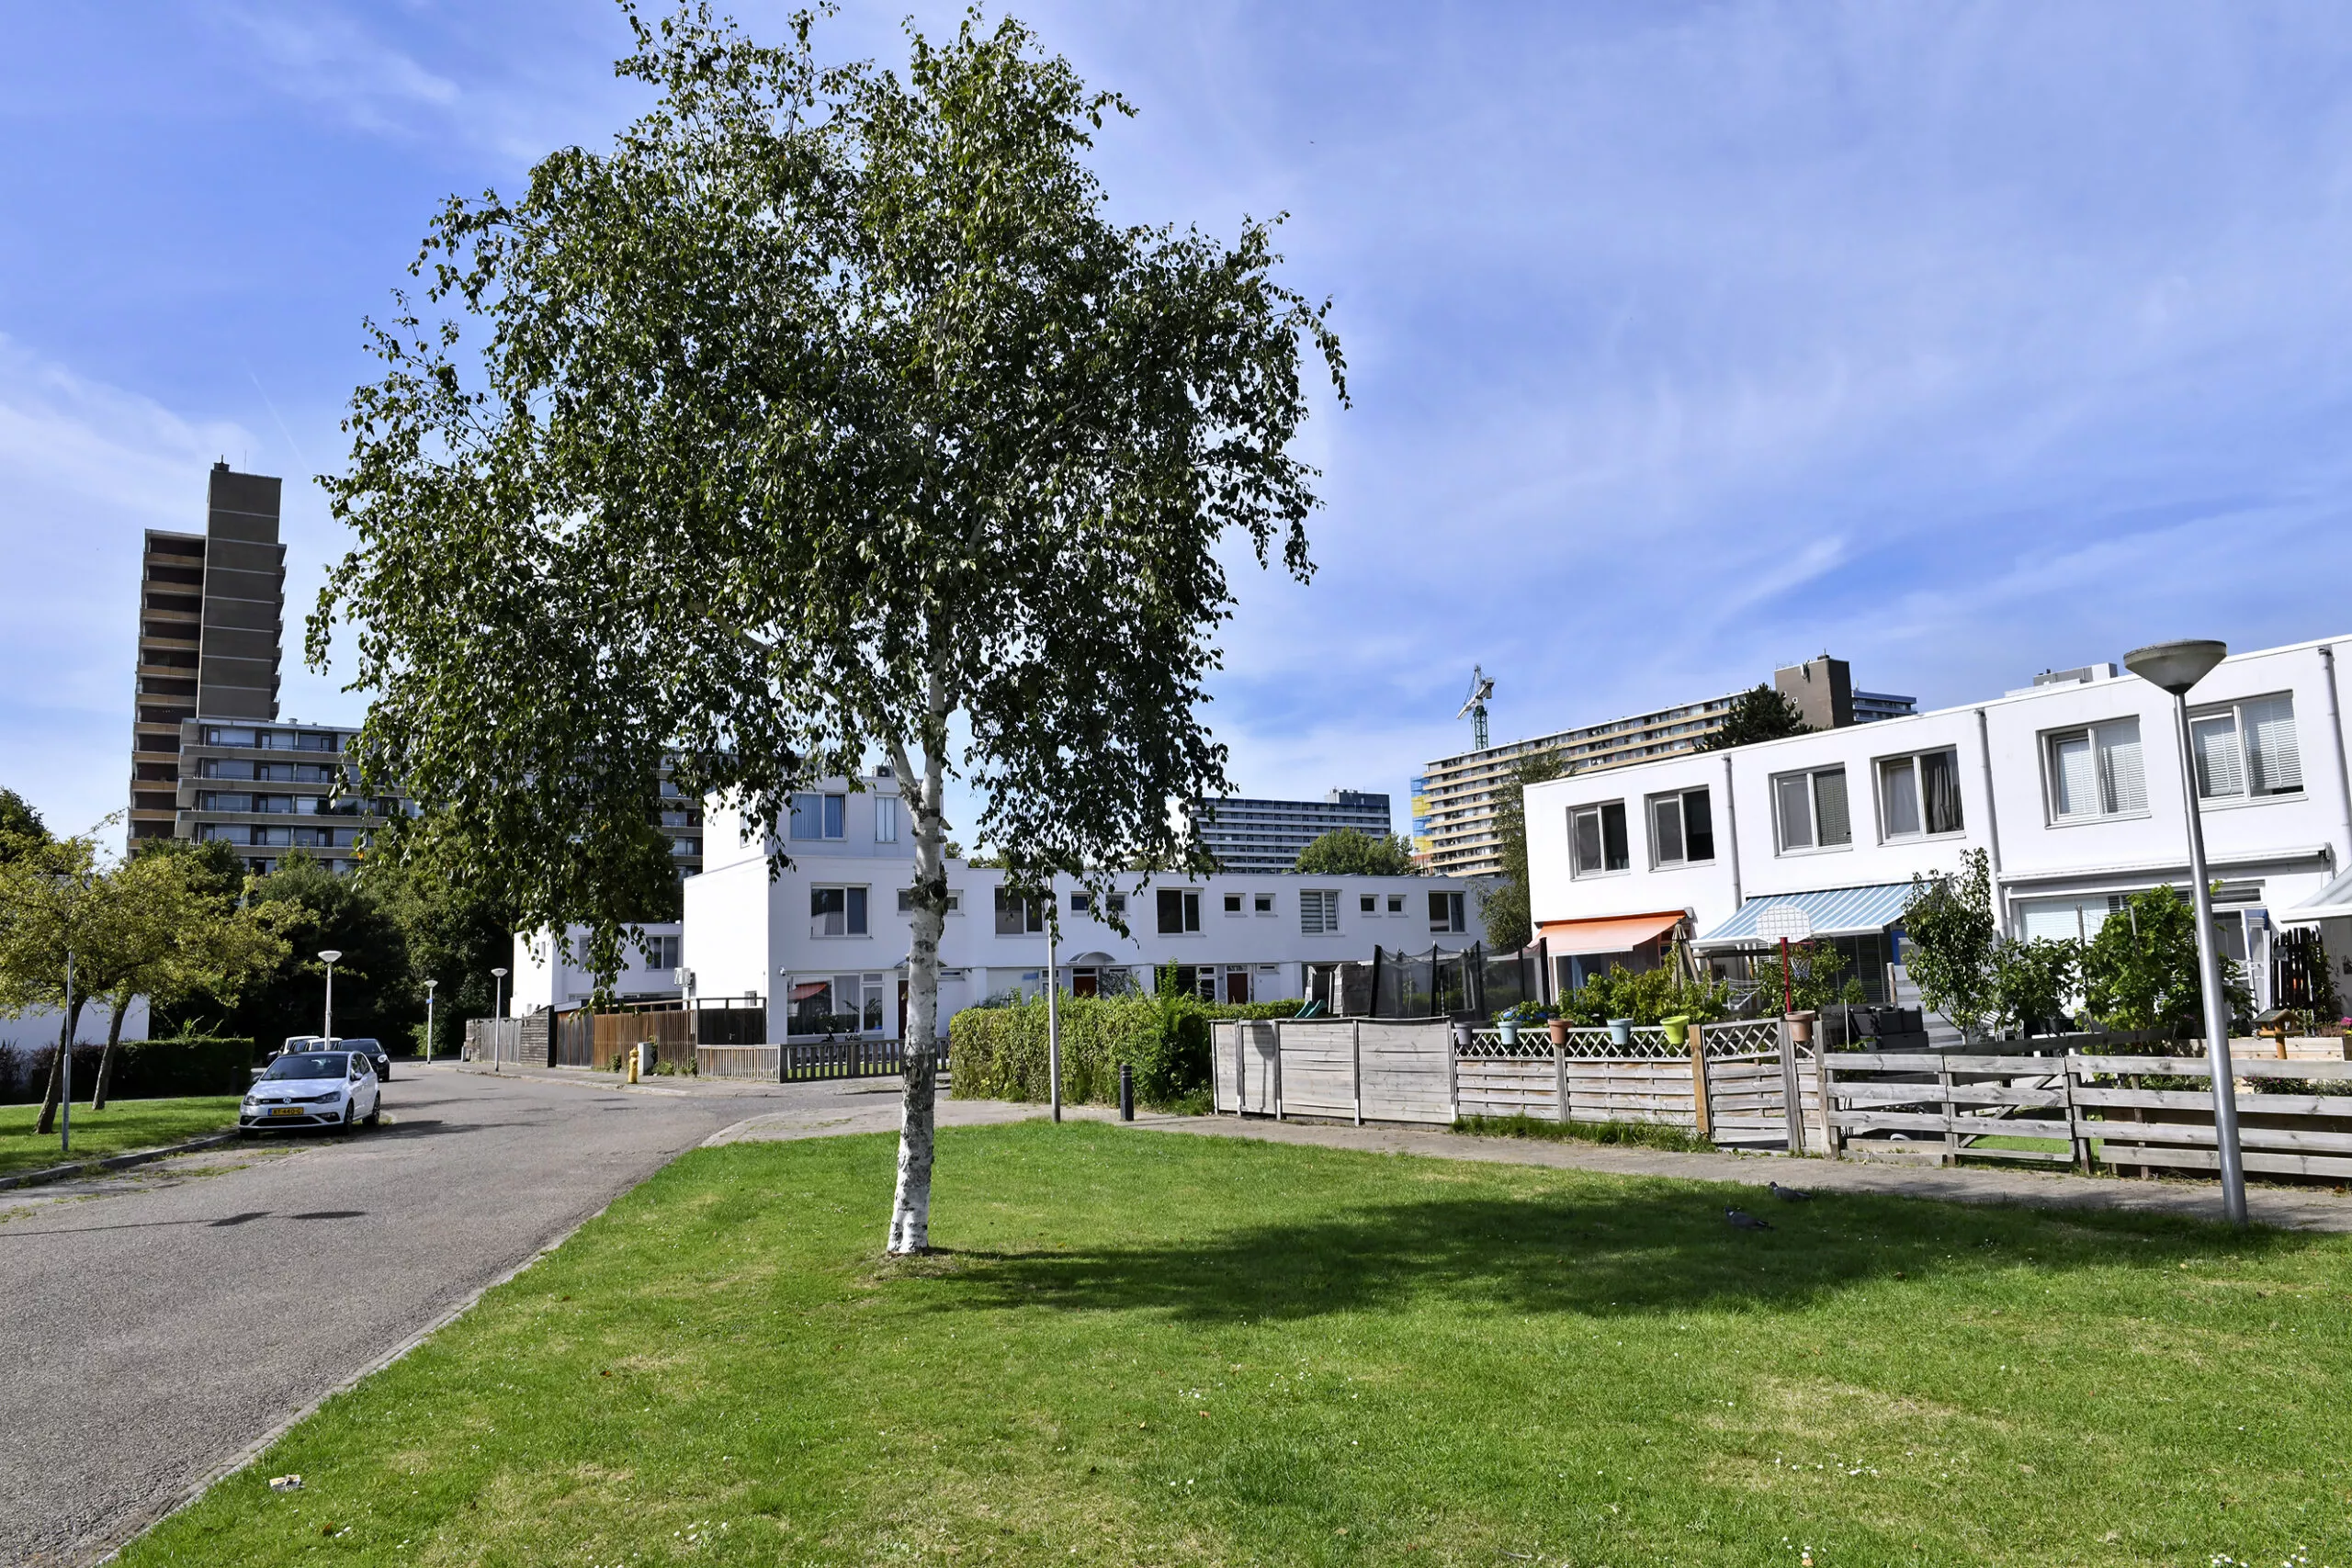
[9,3,2352,846]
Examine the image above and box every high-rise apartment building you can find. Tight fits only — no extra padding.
[1411,656,1916,877]
[1189,790,1393,873]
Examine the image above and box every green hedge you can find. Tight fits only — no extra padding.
[0,1035,256,1103]
[949,996,1304,1108]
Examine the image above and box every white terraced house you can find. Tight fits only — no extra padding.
[512,770,1490,1041]
[1522,634,2352,1013]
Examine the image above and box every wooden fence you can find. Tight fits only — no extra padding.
[1214,1017,1822,1150]
[553,1001,768,1072]
[695,1037,952,1084]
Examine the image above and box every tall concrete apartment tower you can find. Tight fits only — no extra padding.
[127,464,287,843]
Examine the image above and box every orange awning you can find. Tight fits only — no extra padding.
[1535,911,1687,955]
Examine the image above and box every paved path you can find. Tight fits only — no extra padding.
[0,1064,791,1568]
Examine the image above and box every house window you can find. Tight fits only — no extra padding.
[895,888,962,913]
[1254,893,1274,915]
[787,973,884,1035]
[1300,889,1340,935]
[1569,801,1630,875]
[1225,893,1245,915]
[995,886,1046,935]
[2190,695,2302,801]
[1429,890,1465,933]
[1648,787,1715,867]
[1070,891,1092,912]
[640,933,683,970]
[1387,895,1405,915]
[1106,893,1127,917]
[789,793,846,840]
[1773,767,1851,852]
[2046,719,2147,821]
[875,795,901,842]
[1879,750,1964,839]
[811,886,868,937]
[1359,894,1378,915]
[1158,888,1202,934]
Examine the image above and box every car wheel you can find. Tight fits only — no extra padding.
[364,1102,380,1127]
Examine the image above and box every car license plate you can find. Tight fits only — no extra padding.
[269,1106,304,1118]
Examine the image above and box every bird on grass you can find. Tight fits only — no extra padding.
[1725,1208,1772,1230]
[1769,1181,1814,1202]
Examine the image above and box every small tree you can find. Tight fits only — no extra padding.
[1990,937,2080,1039]
[1903,850,2000,1040]
[311,8,1343,1254]
[2080,885,2249,1037]
[1293,829,1417,878]
[1704,683,1811,750]
[1747,940,1851,1017]
[0,834,100,1133]
[1480,750,1562,951]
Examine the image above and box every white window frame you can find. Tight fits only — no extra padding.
[1568,800,1631,877]
[1646,786,1715,868]
[1253,893,1274,916]
[810,884,869,938]
[874,795,901,842]
[1300,889,1340,936]
[1876,748,1965,841]
[895,888,962,914]
[1157,888,1203,935]
[789,792,847,841]
[1772,766,1852,854]
[2188,693,2303,806]
[1224,892,1247,916]
[1429,890,1465,934]
[1386,894,1405,915]
[2043,718,2149,825]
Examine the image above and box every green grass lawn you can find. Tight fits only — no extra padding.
[0,1094,243,1176]
[124,1123,2352,1567]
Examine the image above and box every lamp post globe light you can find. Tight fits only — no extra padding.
[318,950,344,1043]
[2122,638,2248,1226]
[492,966,509,1021]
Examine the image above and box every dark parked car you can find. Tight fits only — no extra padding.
[281,1034,392,1082]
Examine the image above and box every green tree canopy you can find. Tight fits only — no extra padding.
[1291,829,1417,878]
[0,787,47,856]
[1704,683,1812,750]
[2081,885,2249,1036]
[311,6,1343,1253]
[1903,849,2000,1039]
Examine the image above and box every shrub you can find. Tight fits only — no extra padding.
[1557,965,1729,1026]
[0,1035,256,1104]
[951,993,1212,1108]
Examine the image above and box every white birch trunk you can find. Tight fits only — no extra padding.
[885,694,949,1254]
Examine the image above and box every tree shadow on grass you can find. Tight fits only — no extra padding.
[917,1188,2318,1324]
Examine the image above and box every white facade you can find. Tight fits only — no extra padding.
[511,926,686,1014]
[1525,636,2352,1001]
[553,772,1491,1039]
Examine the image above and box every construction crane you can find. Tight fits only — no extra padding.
[1456,665,1495,751]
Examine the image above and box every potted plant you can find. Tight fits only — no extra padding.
[1497,1001,1551,1047]
[1662,1013,1691,1048]
[1787,1009,1818,1044]
[1607,1017,1634,1047]
[1548,1012,1570,1046]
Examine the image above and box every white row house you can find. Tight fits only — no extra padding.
[514,771,1490,1038]
[1524,634,2352,1009]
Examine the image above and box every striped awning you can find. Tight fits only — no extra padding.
[1695,883,1917,948]
[1536,911,1687,955]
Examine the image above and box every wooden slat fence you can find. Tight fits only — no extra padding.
[2071,1055,2352,1181]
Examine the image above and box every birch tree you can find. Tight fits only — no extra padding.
[310,4,1343,1253]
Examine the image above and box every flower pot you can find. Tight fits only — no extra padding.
[1498,1019,1520,1046]
[1607,1018,1634,1047]
[1453,1021,1475,1049]
[1548,1019,1569,1047]
[1787,1010,1817,1045]
[1662,1014,1690,1048]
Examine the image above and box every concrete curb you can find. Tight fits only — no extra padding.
[0,1130,243,1192]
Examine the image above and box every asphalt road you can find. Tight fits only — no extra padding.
[0,1064,792,1568]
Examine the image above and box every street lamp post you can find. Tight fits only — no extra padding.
[318,949,344,1042]
[60,949,74,1156]
[1046,913,1061,1124]
[2124,638,2249,1226]
[423,977,437,1065]
[492,966,509,1020]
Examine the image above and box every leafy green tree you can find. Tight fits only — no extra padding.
[1991,937,2081,1039]
[1292,829,1417,878]
[1479,751,1562,952]
[0,833,101,1131]
[2081,885,2250,1037]
[361,838,520,1056]
[1704,683,1812,750]
[195,855,421,1055]
[309,8,1342,1253]
[130,835,249,901]
[1903,849,2001,1039]
[0,787,48,859]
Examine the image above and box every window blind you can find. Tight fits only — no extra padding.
[2191,714,2243,798]
[1776,774,1814,849]
[1880,758,1922,837]
[2097,720,2145,814]
[2242,696,2301,795]
[2051,734,2096,818]
[1814,770,1851,846]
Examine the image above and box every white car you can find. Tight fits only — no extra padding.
[241,1050,381,1135]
